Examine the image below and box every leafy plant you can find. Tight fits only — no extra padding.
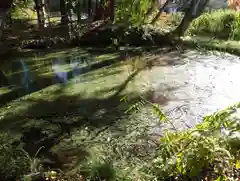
[123,95,168,123]
[11,0,36,20]
[122,92,240,180]
[0,133,31,180]
[187,9,240,41]
[148,103,240,180]
[115,0,152,26]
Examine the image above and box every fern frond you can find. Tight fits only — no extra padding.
[120,95,128,103]
[151,103,168,123]
[125,99,146,114]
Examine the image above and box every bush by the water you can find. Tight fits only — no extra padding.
[146,103,240,180]
[188,9,240,40]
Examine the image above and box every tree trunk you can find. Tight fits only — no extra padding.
[0,0,12,55]
[6,11,12,26]
[41,0,49,27]
[34,0,48,28]
[173,14,194,36]
[94,0,99,20]
[0,0,13,41]
[94,0,105,20]
[0,70,8,86]
[88,0,92,18]
[109,0,114,21]
[45,0,50,27]
[0,11,9,56]
[0,10,8,42]
[146,0,160,18]
[60,0,68,24]
[66,1,75,40]
[151,0,172,24]
[172,0,209,36]
[77,0,81,23]
[34,0,44,28]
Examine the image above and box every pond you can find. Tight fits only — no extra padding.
[1,50,92,91]
[145,50,240,135]
[1,48,240,130]
[0,48,121,105]
[0,47,240,174]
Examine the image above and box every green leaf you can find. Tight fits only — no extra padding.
[151,103,168,122]
[236,160,240,169]
[176,153,184,174]
[215,175,226,181]
[120,96,128,103]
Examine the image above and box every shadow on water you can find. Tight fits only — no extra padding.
[0,47,189,179]
[0,46,181,107]
[0,49,123,106]
[0,59,160,175]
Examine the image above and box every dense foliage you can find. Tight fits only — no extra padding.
[188,9,240,40]
[148,103,240,180]
[114,0,152,26]
[125,97,240,180]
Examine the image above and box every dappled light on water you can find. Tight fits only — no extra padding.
[1,49,240,133]
[147,51,240,132]
[1,48,240,180]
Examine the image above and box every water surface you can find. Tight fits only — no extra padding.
[0,48,240,133]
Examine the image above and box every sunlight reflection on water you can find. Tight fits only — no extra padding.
[147,51,240,132]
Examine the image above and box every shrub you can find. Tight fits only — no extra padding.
[115,0,152,26]
[187,9,240,40]
[147,103,240,180]
[0,133,31,180]
[10,0,37,25]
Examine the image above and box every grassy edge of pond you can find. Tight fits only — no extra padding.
[182,36,240,56]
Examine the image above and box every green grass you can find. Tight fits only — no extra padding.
[182,36,240,56]
[173,9,240,57]
[187,9,240,41]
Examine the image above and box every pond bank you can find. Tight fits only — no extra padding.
[182,36,240,56]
